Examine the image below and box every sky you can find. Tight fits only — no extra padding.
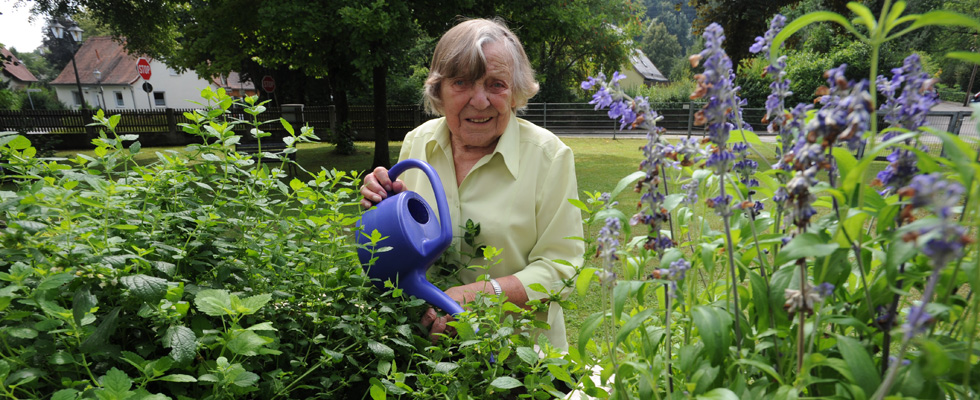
[0,1,46,53]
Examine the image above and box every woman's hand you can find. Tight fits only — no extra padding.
[419,282,487,345]
[359,166,407,209]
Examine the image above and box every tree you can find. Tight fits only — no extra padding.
[639,20,683,79]
[493,0,641,102]
[28,0,642,168]
[689,0,800,63]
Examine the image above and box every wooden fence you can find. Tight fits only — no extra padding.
[1,104,975,154]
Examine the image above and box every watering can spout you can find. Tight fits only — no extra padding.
[356,159,459,315]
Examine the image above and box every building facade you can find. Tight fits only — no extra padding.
[50,37,251,110]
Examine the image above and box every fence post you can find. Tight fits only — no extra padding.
[166,108,177,136]
[686,102,695,137]
[329,105,336,133]
[414,105,421,127]
[542,103,547,129]
[940,111,966,158]
[83,109,96,137]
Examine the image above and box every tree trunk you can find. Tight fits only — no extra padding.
[372,59,391,169]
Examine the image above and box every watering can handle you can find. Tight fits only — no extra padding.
[387,159,453,257]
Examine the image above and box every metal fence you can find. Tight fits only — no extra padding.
[1,103,976,156]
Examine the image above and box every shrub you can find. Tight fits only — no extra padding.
[0,88,584,399]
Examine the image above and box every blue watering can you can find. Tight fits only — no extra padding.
[356,159,462,316]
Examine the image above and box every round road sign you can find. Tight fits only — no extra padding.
[261,75,275,93]
[137,58,152,80]
[142,82,153,93]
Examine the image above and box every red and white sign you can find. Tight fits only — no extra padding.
[136,58,152,80]
[261,75,275,93]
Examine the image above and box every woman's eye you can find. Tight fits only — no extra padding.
[453,79,467,87]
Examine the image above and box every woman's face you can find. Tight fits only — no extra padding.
[440,41,515,149]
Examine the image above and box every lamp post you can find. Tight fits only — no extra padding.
[94,69,106,109]
[49,22,86,110]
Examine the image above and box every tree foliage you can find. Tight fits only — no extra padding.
[689,0,800,63]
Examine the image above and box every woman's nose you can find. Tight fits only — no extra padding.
[468,86,490,109]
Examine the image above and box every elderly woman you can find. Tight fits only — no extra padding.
[359,18,584,350]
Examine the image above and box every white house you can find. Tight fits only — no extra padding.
[620,49,668,89]
[50,36,251,110]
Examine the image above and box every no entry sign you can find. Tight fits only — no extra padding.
[137,58,152,80]
[261,75,275,93]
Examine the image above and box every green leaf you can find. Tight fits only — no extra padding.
[611,171,646,199]
[232,370,259,387]
[576,268,597,297]
[735,358,783,385]
[831,147,858,182]
[80,307,121,354]
[163,325,197,364]
[370,382,386,400]
[36,273,74,292]
[10,220,47,234]
[128,141,141,154]
[696,388,739,400]
[194,289,232,316]
[8,327,38,339]
[516,346,539,365]
[0,360,8,381]
[663,193,686,212]
[728,130,763,146]
[100,368,133,399]
[226,331,271,356]
[71,288,99,326]
[773,12,863,59]
[906,10,980,32]
[490,376,523,390]
[846,2,877,31]
[7,135,32,150]
[238,293,271,315]
[692,305,732,366]
[578,312,605,359]
[119,275,169,302]
[159,374,197,383]
[836,335,881,397]
[368,340,395,360]
[547,363,574,384]
[615,308,655,345]
[775,233,840,265]
[51,389,80,400]
[947,51,980,65]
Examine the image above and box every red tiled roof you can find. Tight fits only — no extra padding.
[50,36,140,86]
[1,46,39,83]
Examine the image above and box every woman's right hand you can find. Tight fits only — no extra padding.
[359,166,406,209]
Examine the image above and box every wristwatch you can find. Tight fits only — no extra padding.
[489,278,503,296]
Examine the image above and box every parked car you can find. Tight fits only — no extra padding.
[973,90,980,103]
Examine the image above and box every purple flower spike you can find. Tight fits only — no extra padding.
[902,304,932,340]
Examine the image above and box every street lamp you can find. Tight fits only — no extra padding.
[93,69,106,109]
[49,22,86,110]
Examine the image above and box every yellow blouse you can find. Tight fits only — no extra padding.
[396,113,585,350]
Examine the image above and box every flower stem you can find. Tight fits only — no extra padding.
[664,283,674,395]
[874,266,942,400]
[796,258,807,375]
[720,179,743,355]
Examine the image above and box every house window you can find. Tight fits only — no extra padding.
[114,91,124,107]
[72,91,82,106]
[153,91,166,107]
